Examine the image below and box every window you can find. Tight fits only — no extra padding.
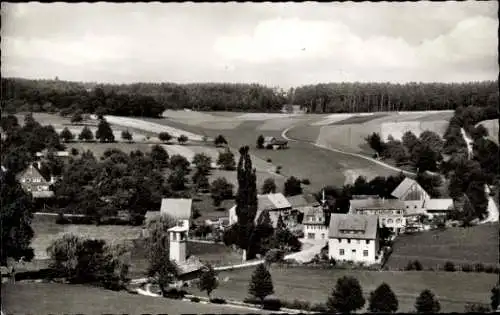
[381,218,386,222]
[356,240,360,244]
[347,239,351,244]
[414,205,417,209]
[406,205,409,209]
[387,219,393,224]
[308,233,315,239]
[397,210,401,214]
[363,250,368,257]
[339,249,344,255]
[321,233,325,239]
[338,238,342,243]
[366,240,370,245]
[352,249,356,254]
[396,218,401,224]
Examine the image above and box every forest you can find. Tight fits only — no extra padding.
[1,77,498,116]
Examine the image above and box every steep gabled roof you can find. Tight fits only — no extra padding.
[258,193,291,211]
[391,177,419,199]
[287,194,320,208]
[160,198,192,220]
[328,214,378,240]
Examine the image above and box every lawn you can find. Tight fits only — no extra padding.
[386,223,500,269]
[65,142,154,158]
[1,283,267,315]
[212,266,497,313]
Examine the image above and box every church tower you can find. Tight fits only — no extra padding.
[168,220,188,263]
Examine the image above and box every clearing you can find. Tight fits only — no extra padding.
[1,283,267,315]
[385,223,499,269]
[213,266,496,312]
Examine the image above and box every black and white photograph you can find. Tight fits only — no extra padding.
[1,1,499,314]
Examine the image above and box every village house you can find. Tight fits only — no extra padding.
[263,136,288,150]
[35,149,70,159]
[281,104,306,114]
[391,177,454,219]
[145,198,193,229]
[287,193,320,224]
[228,193,292,228]
[328,213,380,264]
[349,198,407,235]
[302,205,329,241]
[16,164,55,199]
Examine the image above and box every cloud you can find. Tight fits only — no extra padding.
[1,2,498,87]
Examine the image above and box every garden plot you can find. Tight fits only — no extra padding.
[103,115,204,141]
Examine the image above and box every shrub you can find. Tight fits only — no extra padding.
[461,264,472,272]
[264,249,285,265]
[164,288,187,299]
[474,263,485,273]
[209,297,226,304]
[484,265,495,273]
[243,297,260,305]
[70,148,79,156]
[55,213,70,225]
[190,297,201,303]
[266,158,272,163]
[283,299,311,310]
[301,178,311,185]
[263,297,282,311]
[465,303,490,312]
[444,261,456,272]
[405,260,423,271]
[311,303,328,312]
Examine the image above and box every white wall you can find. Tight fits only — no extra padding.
[169,232,186,263]
[328,237,378,263]
[304,224,328,240]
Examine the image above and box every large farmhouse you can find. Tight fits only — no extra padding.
[391,177,454,219]
[349,198,407,235]
[228,193,292,228]
[146,198,193,229]
[328,214,380,264]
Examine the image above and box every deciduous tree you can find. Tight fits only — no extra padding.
[78,126,94,141]
[327,276,365,313]
[248,263,274,304]
[96,119,115,143]
[284,176,302,196]
[415,289,441,313]
[198,264,219,298]
[261,178,277,194]
[60,127,74,142]
[369,282,399,313]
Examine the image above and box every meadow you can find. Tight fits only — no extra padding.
[476,118,499,144]
[212,265,497,313]
[1,283,268,315]
[385,223,499,269]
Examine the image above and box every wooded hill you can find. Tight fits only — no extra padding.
[1,77,498,117]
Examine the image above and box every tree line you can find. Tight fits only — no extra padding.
[2,77,497,116]
[292,81,498,113]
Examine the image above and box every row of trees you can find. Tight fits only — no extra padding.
[1,78,289,116]
[292,81,498,113]
[3,78,497,115]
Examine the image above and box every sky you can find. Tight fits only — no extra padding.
[1,2,498,88]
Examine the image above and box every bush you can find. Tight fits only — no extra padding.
[266,158,272,163]
[264,249,285,265]
[301,178,311,185]
[465,303,490,312]
[444,261,456,272]
[405,260,423,271]
[484,265,495,273]
[209,297,226,304]
[474,263,485,273]
[243,297,260,305]
[190,297,201,303]
[70,148,79,156]
[461,264,472,272]
[282,299,311,310]
[164,288,187,299]
[55,213,70,225]
[310,303,328,312]
[263,297,282,311]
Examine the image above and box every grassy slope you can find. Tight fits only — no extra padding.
[386,223,499,269]
[66,142,154,158]
[213,266,496,312]
[1,283,267,315]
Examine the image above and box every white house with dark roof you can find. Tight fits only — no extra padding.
[349,198,408,234]
[16,164,55,199]
[328,214,380,264]
[302,205,329,241]
[391,177,454,219]
[228,193,292,228]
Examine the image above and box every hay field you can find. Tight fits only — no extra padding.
[215,266,496,313]
[257,117,305,131]
[235,113,303,121]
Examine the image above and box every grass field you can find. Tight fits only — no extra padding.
[1,283,267,315]
[330,113,389,125]
[386,223,499,269]
[476,119,499,144]
[212,266,496,313]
